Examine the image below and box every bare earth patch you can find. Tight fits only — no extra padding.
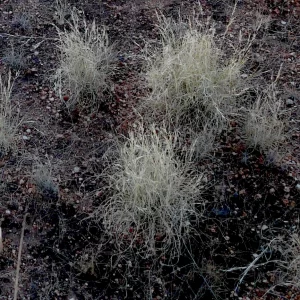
[0,0,299,299]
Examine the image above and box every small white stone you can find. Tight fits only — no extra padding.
[262,225,268,231]
[281,20,287,25]
[241,73,248,78]
[296,184,300,191]
[26,129,31,133]
[22,135,30,140]
[5,209,11,215]
[269,188,275,194]
[73,167,80,173]
[286,98,294,106]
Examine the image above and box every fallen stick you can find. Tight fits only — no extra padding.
[13,212,29,300]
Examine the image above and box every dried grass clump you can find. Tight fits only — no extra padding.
[188,121,217,161]
[32,162,59,201]
[54,10,115,110]
[275,233,300,289]
[54,0,70,26]
[261,235,300,292]
[0,71,20,155]
[142,15,245,131]
[2,46,27,70]
[99,125,204,258]
[12,13,32,32]
[228,234,300,295]
[243,84,286,154]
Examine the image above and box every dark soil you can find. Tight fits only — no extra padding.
[0,0,300,299]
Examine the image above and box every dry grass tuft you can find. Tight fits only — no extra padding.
[188,122,217,161]
[98,125,205,258]
[141,15,245,131]
[54,9,115,110]
[262,234,300,291]
[12,13,32,32]
[2,46,27,70]
[32,161,59,201]
[54,0,70,26]
[276,233,300,289]
[243,84,286,154]
[226,234,300,295]
[0,71,20,155]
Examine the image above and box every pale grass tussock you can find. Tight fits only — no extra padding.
[274,234,300,289]
[54,10,115,110]
[99,125,205,258]
[243,84,286,154]
[32,161,59,200]
[142,15,245,131]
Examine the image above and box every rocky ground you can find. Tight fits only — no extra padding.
[0,0,300,299]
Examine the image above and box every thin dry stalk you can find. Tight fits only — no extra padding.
[13,212,28,300]
[0,226,3,253]
[0,71,21,155]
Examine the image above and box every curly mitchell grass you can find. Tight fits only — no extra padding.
[142,15,245,131]
[54,10,115,110]
[99,126,205,259]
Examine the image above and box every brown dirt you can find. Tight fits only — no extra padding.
[0,0,299,299]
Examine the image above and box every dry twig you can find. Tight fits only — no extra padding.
[13,212,29,300]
